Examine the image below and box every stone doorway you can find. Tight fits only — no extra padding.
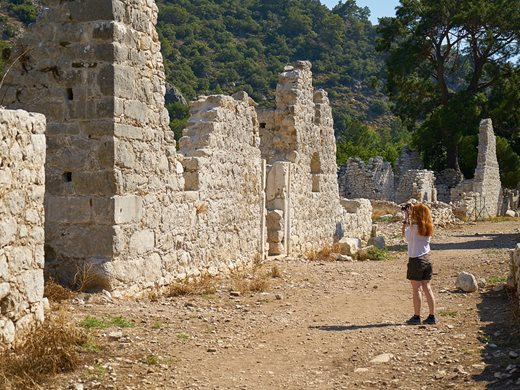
[265,162,291,256]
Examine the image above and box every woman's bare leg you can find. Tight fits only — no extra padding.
[411,280,422,316]
[421,280,436,316]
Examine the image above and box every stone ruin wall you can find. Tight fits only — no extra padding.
[2,0,190,290]
[258,61,371,256]
[451,119,502,220]
[177,92,264,274]
[395,169,436,204]
[2,1,371,294]
[0,110,46,346]
[338,157,394,201]
[509,244,520,306]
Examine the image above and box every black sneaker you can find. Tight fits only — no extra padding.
[406,315,421,325]
[422,315,437,325]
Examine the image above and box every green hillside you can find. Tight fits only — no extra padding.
[156,0,407,163]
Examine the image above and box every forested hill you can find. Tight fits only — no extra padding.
[156,0,407,163]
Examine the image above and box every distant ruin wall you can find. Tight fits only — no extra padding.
[338,157,394,201]
[0,110,46,346]
[395,169,436,204]
[472,119,502,218]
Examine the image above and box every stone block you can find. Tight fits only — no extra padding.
[455,271,478,292]
[73,170,116,196]
[367,236,386,249]
[129,229,155,255]
[338,237,361,256]
[90,196,114,224]
[0,217,17,247]
[21,270,44,303]
[114,195,143,224]
[0,283,10,300]
[46,195,91,224]
[267,230,284,243]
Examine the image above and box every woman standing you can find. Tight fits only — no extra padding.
[401,203,436,325]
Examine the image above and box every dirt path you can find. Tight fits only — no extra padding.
[49,220,520,390]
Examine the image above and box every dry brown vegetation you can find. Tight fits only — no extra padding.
[73,263,110,292]
[166,273,218,297]
[44,279,75,304]
[0,310,86,389]
[305,243,342,262]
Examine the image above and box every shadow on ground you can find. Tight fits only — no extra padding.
[387,233,519,253]
[309,323,402,331]
[473,287,520,389]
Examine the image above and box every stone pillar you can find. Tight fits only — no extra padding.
[0,109,46,347]
[472,119,502,218]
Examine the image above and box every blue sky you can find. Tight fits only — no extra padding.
[322,0,400,24]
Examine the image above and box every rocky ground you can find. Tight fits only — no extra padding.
[46,219,520,390]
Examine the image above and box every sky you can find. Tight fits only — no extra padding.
[322,0,400,24]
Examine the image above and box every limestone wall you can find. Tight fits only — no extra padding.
[2,0,371,291]
[177,92,263,275]
[259,61,372,255]
[395,169,436,204]
[338,157,394,201]
[395,147,423,186]
[509,244,520,304]
[0,109,46,346]
[472,119,502,218]
[450,119,502,220]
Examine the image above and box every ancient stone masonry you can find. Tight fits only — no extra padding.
[395,146,423,186]
[451,119,502,220]
[0,110,46,346]
[2,0,371,293]
[509,243,520,305]
[338,157,394,201]
[258,61,372,256]
[395,170,436,204]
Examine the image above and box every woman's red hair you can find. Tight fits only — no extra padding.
[412,203,434,237]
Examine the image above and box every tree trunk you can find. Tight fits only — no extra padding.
[446,138,460,171]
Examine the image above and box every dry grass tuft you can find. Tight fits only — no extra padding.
[231,263,271,294]
[167,273,217,297]
[305,243,342,262]
[44,279,75,303]
[0,310,86,389]
[73,263,110,292]
[269,264,282,278]
[195,201,208,215]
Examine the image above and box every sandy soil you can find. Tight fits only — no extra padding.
[47,219,520,390]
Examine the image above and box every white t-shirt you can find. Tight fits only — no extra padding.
[404,224,431,258]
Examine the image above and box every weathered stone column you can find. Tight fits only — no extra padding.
[472,119,502,218]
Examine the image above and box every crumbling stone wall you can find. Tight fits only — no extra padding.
[395,147,423,186]
[0,109,46,346]
[509,244,520,304]
[177,92,264,273]
[451,119,502,220]
[258,61,372,255]
[434,169,465,203]
[338,157,394,201]
[395,169,436,204]
[2,0,188,290]
[2,1,371,291]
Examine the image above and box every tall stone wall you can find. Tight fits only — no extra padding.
[259,61,372,255]
[0,110,46,346]
[2,0,187,290]
[2,1,371,291]
[338,157,394,201]
[450,119,502,220]
[395,147,423,186]
[472,119,502,218]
